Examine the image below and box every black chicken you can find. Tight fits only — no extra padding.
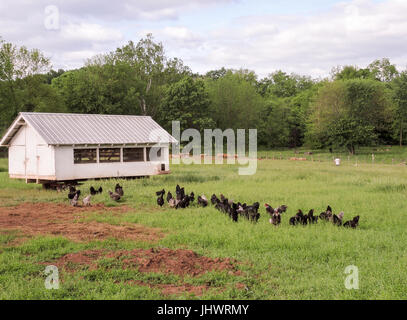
[115,184,124,197]
[109,191,121,201]
[332,211,344,226]
[319,205,333,221]
[230,203,239,222]
[344,216,360,228]
[156,189,165,197]
[68,190,80,200]
[90,186,97,196]
[247,202,260,223]
[167,191,173,203]
[290,209,307,225]
[157,194,164,207]
[197,195,208,207]
[211,194,219,205]
[307,209,318,224]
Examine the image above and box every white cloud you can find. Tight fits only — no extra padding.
[1,0,407,77]
[61,23,123,43]
[153,0,407,78]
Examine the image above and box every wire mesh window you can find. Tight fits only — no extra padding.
[74,149,97,164]
[99,148,121,163]
[146,147,162,161]
[123,148,144,162]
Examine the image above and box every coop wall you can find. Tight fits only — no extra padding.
[54,145,170,181]
[8,125,56,180]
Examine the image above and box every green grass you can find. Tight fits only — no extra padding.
[257,145,407,165]
[1,153,407,300]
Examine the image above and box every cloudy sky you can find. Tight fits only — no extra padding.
[1,0,406,78]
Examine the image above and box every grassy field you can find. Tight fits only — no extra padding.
[1,153,407,300]
[257,145,407,165]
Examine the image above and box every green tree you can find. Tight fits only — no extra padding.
[331,65,373,81]
[327,117,376,155]
[393,71,407,146]
[87,34,191,117]
[51,64,143,115]
[306,79,391,154]
[0,38,63,132]
[205,70,264,131]
[368,58,399,82]
[160,76,215,132]
[257,72,318,148]
[258,71,314,98]
[258,98,291,148]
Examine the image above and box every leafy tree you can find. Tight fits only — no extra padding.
[368,58,399,82]
[44,69,65,84]
[159,76,215,132]
[327,117,376,155]
[258,98,291,148]
[51,64,143,115]
[331,65,373,81]
[393,71,407,146]
[205,70,264,131]
[0,38,62,132]
[258,71,314,98]
[306,79,392,154]
[332,59,398,83]
[257,72,318,147]
[87,34,191,117]
[205,67,228,81]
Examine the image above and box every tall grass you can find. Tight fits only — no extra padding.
[1,153,407,299]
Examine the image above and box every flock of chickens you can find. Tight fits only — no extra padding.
[67,183,124,206]
[65,182,360,229]
[156,185,361,229]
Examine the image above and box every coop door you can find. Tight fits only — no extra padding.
[36,146,54,176]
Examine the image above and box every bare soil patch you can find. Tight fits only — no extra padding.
[43,248,241,296]
[46,248,240,277]
[111,248,240,277]
[126,280,210,296]
[0,203,163,243]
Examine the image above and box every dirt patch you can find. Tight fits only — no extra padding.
[45,248,240,277]
[42,250,103,272]
[0,203,163,243]
[126,280,210,297]
[42,248,243,297]
[112,248,240,277]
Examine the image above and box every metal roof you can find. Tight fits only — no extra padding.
[0,112,177,146]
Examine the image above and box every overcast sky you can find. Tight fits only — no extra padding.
[1,0,406,78]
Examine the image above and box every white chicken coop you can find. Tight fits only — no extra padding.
[0,112,177,185]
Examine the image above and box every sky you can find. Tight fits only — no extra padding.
[1,0,406,78]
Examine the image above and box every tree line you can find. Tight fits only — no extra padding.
[1,34,407,154]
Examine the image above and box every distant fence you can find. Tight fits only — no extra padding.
[257,151,407,166]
